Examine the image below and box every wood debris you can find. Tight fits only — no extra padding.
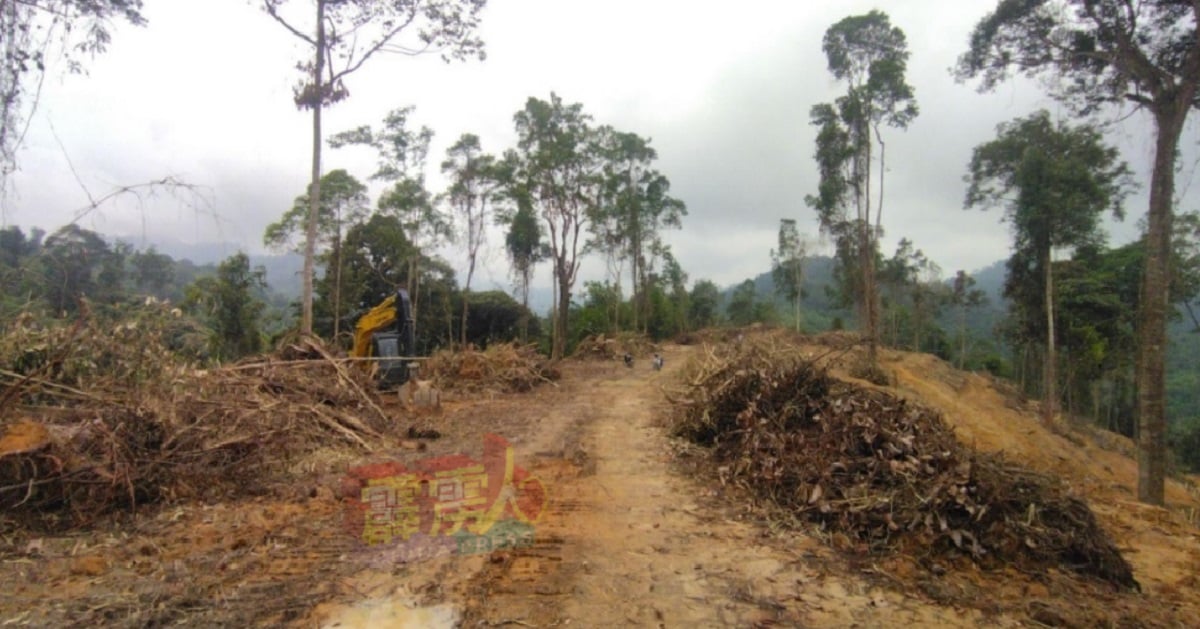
[668,335,1138,591]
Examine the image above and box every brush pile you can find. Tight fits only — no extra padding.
[0,303,394,529]
[573,333,657,360]
[670,339,1138,590]
[421,342,557,393]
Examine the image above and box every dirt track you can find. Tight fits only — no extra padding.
[456,350,1022,628]
[316,349,1019,628]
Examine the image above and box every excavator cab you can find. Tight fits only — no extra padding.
[352,288,417,388]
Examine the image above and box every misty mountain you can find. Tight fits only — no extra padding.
[720,255,1011,334]
[113,236,304,298]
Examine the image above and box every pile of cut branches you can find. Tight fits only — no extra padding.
[669,338,1137,590]
[0,305,395,529]
[573,333,657,360]
[421,342,557,393]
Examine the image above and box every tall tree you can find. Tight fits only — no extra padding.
[184,252,267,361]
[260,0,485,336]
[808,10,918,365]
[441,133,499,346]
[507,93,603,360]
[331,106,449,317]
[658,247,690,334]
[264,169,369,339]
[1,0,145,187]
[956,0,1200,508]
[501,195,545,342]
[130,246,174,298]
[879,238,943,352]
[39,224,113,314]
[771,218,807,332]
[378,177,451,317]
[0,226,43,308]
[688,279,721,329]
[339,212,416,311]
[965,111,1131,425]
[950,270,988,369]
[726,279,759,327]
[592,128,686,332]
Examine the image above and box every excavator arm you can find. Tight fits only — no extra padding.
[352,288,416,387]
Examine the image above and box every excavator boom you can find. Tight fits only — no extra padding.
[352,289,416,387]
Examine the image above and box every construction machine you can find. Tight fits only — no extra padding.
[351,288,418,388]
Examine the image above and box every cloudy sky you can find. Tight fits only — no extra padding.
[3,0,1198,296]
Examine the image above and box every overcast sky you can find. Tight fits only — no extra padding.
[3,0,1198,296]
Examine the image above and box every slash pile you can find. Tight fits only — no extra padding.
[0,304,395,529]
[421,342,558,393]
[572,333,658,360]
[670,339,1138,590]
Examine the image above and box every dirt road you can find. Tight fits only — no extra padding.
[450,351,1006,628]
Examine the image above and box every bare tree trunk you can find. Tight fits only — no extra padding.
[863,220,878,365]
[1138,107,1187,506]
[915,304,921,352]
[1044,248,1056,425]
[517,268,530,343]
[551,257,568,360]
[461,255,475,348]
[794,260,803,332]
[333,234,342,341]
[959,303,967,370]
[863,121,879,365]
[300,0,327,337]
[409,255,420,319]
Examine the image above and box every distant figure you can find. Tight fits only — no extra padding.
[652,354,664,371]
[623,352,634,368]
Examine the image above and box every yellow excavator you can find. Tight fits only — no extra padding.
[351,288,418,388]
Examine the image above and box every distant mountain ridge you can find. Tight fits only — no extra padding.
[112,236,304,298]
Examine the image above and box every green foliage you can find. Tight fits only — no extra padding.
[878,239,947,353]
[499,199,546,341]
[266,169,370,339]
[949,270,989,369]
[957,0,1200,505]
[506,93,602,360]
[331,105,435,181]
[459,290,539,348]
[39,225,121,314]
[966,110,1131,421]
[726,280,759,327]
[264,169,370,253]
[771,218,807,331]
[965,111,1130,254]
[588,127,686,333]
[131,246,175,298]
[442,132,502,345]
[807,10,918,360]
[955,0,1199,115]
[184,253,267,361]
[689,280,721,329]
